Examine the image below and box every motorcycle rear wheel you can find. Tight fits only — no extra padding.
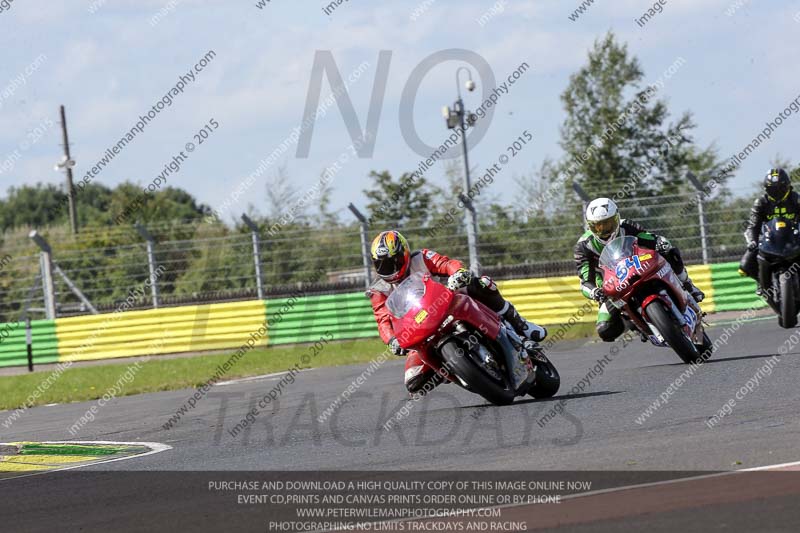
[646,300,702,364]
[439,338,515,406]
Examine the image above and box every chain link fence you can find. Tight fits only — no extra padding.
[0,191,752,323]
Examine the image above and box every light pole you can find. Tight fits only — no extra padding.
[55,105,79,235]
[442,67,480,273]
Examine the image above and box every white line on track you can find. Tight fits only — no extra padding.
[360,459,800,533]
[487,458,800,513]
[741,459,800,471]
[215,369,310,387]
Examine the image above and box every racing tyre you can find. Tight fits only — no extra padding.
[439,338,514,406]
[646,300,702,364]
[779,271,797,329]
[695,331,714,362]
[527,350,560,399]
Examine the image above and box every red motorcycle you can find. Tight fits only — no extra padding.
[599,236,712,364]
[386,272,560,406]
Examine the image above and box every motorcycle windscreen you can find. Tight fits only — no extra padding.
[599,236,638,270]
[760,219,800,259]
[599,236,658,297]
[386,272,427,319]
[387,273,451,347]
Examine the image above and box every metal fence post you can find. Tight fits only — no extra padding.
[347,203,373,289]
[53,264,98,314]
[457,193,480,274]
[241,214,265,300]
[29,231,56,319]
[135,223,160,308]
[25,316,33,372]
[572,182,590,217]
[697,196,710,264]
[687,173,710,264]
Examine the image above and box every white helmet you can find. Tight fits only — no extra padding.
[585,198,620,243]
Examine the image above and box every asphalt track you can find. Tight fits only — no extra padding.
[2,314,800,531]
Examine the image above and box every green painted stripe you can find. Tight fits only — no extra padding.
[709,262,766,312]
[0,263,766,368]
[267,291,376,345]
[0,320,59,368]
[19,443,137,456]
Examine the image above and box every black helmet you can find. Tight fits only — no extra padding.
[764,168,791,201]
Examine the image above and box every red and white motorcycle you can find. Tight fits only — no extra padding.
[387,272,560,405]
[599,236,713,364]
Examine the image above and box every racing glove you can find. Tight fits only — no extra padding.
[388,336,407,356]
[590,287,606,303]
[447,268,472,291]
[747,241,758,251]
[655,236,672,254]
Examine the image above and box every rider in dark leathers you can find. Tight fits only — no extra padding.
[740,168,800,290]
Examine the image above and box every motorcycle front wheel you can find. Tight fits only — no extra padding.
[646,300,703,364]
[439,338,514,406]
[527,349,560,399]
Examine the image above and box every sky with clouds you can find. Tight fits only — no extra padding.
[1,0,799,223]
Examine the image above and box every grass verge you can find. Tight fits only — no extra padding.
[0,338,386,412]
[0,321,597,412]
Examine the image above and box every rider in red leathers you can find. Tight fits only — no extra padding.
[366,230,546,395]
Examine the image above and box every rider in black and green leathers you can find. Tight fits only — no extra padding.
[575,198,704,342]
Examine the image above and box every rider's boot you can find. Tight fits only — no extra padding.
[678,270,705,302]
[405,366,446,398]
[500,302,547,344]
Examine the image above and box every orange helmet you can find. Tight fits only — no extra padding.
[370,230,410,282]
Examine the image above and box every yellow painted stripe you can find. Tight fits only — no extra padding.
[55,300,267,362]
[496,276,593,325]
[2,454,104,465]
[687,264,715,313]
[0,462,51,472]
[0,454,105,472]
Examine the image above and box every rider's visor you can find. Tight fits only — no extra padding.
[767,182,790,202]
[588,214,619,239]
[374,254,405,278]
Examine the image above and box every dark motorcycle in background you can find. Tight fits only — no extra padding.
[758,218,800,328]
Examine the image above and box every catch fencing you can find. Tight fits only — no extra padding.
[0,261,763,368]
[0,191,753,324]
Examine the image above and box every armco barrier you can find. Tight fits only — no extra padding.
[54,300,268,362]
[0,320,59,367]
[0,262,767,368]
[267,292,376,345]
[710,262,765,312]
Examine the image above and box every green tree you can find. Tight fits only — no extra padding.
[363,170,433,227]
[0,183,71,230]
[559,32,729,199]
[0,182,210,232]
